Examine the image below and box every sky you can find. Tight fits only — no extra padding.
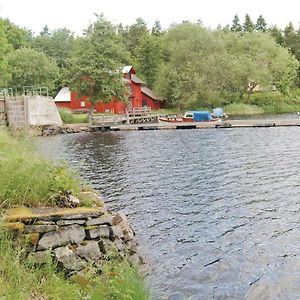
[0,0,300,35]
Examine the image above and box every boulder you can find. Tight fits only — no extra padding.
[24,224,59,233]
[86,225,110,239]
[37,225,85,250]
[56,219,86,226]
[54,246,86,271]
[85,214,113,226]
[76,241,102,261]
[111,225,124,239]
[112,212,128,225]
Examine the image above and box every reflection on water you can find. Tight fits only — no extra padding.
[39,128,300,299]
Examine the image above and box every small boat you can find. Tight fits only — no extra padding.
[159,111,219,123]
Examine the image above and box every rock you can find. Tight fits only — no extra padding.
[54,246,86,271]
[114,238,126,252]
[86,225,110,239]
[76,240,102,261]
[128,253,142,267]
[24,224,59,233]
[98,239,118,255]
[112,212,128,225]
[37,225,85,250]
[122,223,135,242]
[85,214,113,226]
[111,225,124,239]
[68,195,80,207]
[25,232,40,246]
[28,251,49,264]
[34,220,56,225]
[126,240,138,254]
[56,219,86,226]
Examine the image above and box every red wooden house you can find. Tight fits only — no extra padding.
[54,66,163,114]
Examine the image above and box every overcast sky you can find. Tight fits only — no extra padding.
[0,0,300,35]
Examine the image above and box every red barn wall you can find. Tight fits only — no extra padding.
[130,82,142,108]
[142,93,161,110]
[56,92,127,114]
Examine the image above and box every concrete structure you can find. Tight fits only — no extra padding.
[26,96,62,126]
[54,66,163,114]
[5,96,62,128]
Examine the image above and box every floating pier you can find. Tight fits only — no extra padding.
[89,118,300,132]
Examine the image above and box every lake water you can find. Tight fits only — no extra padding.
[39,127,300,299]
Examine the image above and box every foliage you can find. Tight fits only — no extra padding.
[2,18,32,49]
[231,14,242,32]
[243,14,255,32]
[155,23,298,109]
[32,27,74,69]
[135,34,162,88]
[67,15,129,120]
[58,107,88,124]
[0,19,12,86]
[7,47,59,93]
[255,15,267,32]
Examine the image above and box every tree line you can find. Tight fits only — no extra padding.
[0,14,300,110]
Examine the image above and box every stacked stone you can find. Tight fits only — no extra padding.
[5,208,142,272]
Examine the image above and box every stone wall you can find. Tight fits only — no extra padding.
[4,206,142,272]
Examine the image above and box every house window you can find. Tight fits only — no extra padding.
[80,101,85,107]
[142,99,147,107]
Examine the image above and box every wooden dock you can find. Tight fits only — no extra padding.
[90,118,300,132]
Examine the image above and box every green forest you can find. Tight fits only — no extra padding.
[2,13,300,114]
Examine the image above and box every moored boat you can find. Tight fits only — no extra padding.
[159,111,220,123]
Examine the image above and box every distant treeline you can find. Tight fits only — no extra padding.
[1,14,300,110]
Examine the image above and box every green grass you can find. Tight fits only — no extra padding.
[0,130,87,209]
[224,103,264,115]
[58,108,88,124]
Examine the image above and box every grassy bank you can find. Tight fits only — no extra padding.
[224,91,300,115]
[0,129,149,300]
[58,108,88,124]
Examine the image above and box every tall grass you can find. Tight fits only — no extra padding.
[0,130,82,208]
[58,108,88,124]
[224,103,264,115]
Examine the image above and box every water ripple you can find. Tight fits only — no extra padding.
[38,127,300,299]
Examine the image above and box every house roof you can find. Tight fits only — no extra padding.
[54,87,71,102]
[141,86,160,100]
[131,74,145,84]
[122,66,133,74]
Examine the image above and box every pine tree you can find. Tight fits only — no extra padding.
[243,14,254,32]
[151,19,162,36]
[255,15,267,32]
[231,14,242,32]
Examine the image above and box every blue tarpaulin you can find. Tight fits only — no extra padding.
[192,111,212,121]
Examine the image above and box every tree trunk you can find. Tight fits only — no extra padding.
[246,84,257,104]
[88,103,95,124]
